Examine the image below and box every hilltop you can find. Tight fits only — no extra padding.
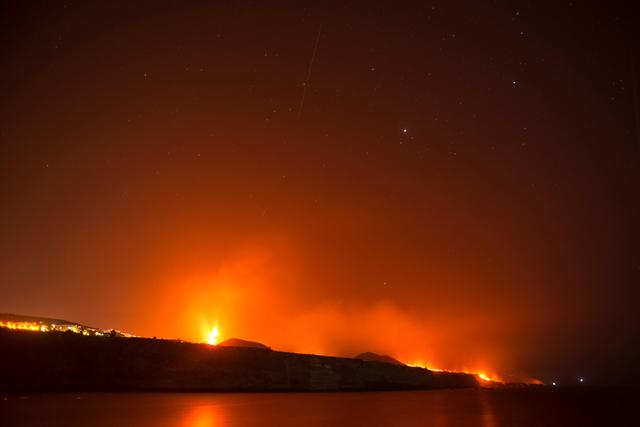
[218,337,270,349]
[354,352,406,366]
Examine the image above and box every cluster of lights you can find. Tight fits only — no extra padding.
[0,321,47,332]
[0,320,134,338]
[0,320,94,335]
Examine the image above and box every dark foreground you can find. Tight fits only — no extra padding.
[1,388,637,426]
[0,329,476,392]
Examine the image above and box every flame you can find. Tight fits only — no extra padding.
[207,325,220,345]
[407,360,444,372]
[476,372,493,382]
[407,359,504,383]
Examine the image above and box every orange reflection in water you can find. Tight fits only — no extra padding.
[182,404,223,427]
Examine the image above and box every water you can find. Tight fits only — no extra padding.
[1,388,636,426]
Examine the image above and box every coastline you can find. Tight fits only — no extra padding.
[0,328,478,392]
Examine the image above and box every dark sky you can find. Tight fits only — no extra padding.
[1,1,638,385]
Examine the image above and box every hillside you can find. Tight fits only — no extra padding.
[354,352,406,366]
[0,328,479,392]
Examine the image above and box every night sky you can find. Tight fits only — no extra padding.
[1,1,638,385]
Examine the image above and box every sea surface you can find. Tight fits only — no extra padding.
[0,388,636,426]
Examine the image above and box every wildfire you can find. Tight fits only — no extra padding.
[207,326,220,345]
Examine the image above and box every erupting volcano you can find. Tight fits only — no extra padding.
[1,1,638,408]
[207,326,220,346]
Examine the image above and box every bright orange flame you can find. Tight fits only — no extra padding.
[476,373,492,382]
[207,326,220,345]
[406,360,505,383]
[407,360,444,372]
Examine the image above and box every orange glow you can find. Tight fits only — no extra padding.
[181,403,223,427]
[407,361,444,372]
[407,360,505,383]
[207,325,220,345]
[476,373,494,382]
[4,1,635,390]
[135,243,541,384]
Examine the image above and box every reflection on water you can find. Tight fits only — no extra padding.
[182,404,223,427]
[0,389,635,427]
[479,389,497,427]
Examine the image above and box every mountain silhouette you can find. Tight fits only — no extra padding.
[217,337,269,349]
[354,352,405,366]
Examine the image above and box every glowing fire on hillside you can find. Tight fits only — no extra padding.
[2,318,521,384]
[407,360,504,384]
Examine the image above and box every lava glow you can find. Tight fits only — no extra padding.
[159,248,542,383]
[476,373,493,382]
[407,361,444,372]
[207,326,220,345]
[407,360,503,383]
